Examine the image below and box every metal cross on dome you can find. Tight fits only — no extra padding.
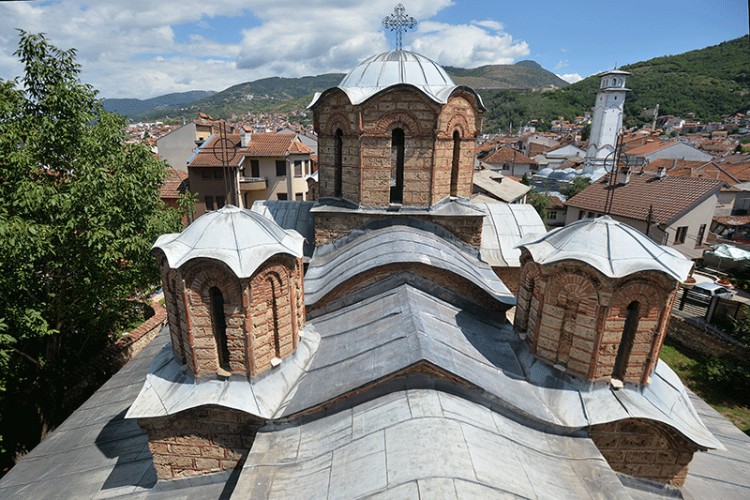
[382,4,417,50]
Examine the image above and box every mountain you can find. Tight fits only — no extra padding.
[106,61,565,122]
[481,37,750,133]
[103,91,216,121]
[446,61,568,89]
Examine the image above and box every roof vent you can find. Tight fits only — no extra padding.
[240,128,252,147]
[657,166,667,179]
[618,166,631,185]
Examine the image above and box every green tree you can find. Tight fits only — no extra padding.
[560,176,592,199]
[0,32,181,467]
[527,189,550,222]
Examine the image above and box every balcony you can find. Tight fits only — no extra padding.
[239,176,268,191]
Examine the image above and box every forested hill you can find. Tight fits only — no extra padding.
[481,37,750,133]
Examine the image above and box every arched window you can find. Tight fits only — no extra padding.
[167,274,186,363]
[613,301,639,380]
[334,128,343,197]
[450,130,461,197]
[268,277,282,359]
[390,128,405,204]
[209,287,230,372]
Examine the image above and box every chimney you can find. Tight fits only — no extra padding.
[657,166,667,179]
[618,166,631,184]
[240,126,252,147]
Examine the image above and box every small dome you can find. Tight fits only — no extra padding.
[153,205,304,277]
[537,168,554,177]
[517,216,692,281]
[337,49,456,105]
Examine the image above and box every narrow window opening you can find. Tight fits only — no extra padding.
[268,277,282,360]
[450,130,461,197]
[613,301,640,380]
[390,128,405,204]
[334,129,343,197]
[209,287,230,372]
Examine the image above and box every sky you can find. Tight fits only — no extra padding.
[0,0,747,99]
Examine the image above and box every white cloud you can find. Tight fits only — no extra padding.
[0,1,529,98]
[557,73,583,84]
[554,59,569,70]
[410,21,529,67]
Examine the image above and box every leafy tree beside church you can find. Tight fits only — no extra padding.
[0,32,181,468]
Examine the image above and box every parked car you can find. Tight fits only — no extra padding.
[685,282,733,304]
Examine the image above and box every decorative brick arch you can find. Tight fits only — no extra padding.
[248,255,300,376]
[609,279,663,316]
[181,259,245,376]
[373,111,421,136]
[514,262,541,332]
[325,112,353,136]
[440,114,471,140]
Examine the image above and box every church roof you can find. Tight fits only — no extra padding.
[152,205,304,278]
[472,200,547,267]
[518,216,694,281]
[337,50,456,105]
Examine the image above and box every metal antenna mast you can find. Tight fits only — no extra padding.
[382,4,417,50]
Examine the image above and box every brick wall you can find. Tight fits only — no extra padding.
[493,266,520,296]
[589,418,700,486]
[314,211,484,248]
[515,253,679,384]
[139,405,262,480]
[313,87,482,207]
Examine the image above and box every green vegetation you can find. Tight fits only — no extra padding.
[559,176,591,199]
[482,37,750,132]
[660,341,750,434]
[0,32,182,469]
[526,190,550,221]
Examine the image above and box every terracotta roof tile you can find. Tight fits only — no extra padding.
[566,173,723,225]
[160,168,189,199]
[626,140,673,156]
[483,147,534,165]
[188,133,312,168]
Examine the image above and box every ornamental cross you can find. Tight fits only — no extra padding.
[382,4,417,50]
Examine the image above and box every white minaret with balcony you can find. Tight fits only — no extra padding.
[584,70,630,172]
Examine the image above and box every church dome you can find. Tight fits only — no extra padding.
[337,49,457,105]
[517,216,692,281]
[153,205,304,278]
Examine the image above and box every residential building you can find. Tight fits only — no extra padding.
[156,114,222,171]
[625,140,713,166]
[479,146,536,177]
[472,170,530,203]
[565,171,724,258]
[187,130,313,217]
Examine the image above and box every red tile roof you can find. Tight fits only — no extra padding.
[160,168,189,199]
[483,147,534,165]
[187,133,312,168]
[625,140,673,156]
[566,173,724,225]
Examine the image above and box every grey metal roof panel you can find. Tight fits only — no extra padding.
[518,215,693,281]
[472,200,547,267]
[232,390,630,499]
[472,170,531,203]
[304,225,515,306]
[250,200,315,257]
[153,205,304,277]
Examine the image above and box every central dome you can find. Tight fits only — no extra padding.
[337,49,456,105]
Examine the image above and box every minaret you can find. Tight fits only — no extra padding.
[584,70,630,172]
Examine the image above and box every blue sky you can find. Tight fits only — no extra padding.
[0,0,747,98]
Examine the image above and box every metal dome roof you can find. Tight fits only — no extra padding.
[336,49,457,105]
[517,215,693,281]
[152,205,304,278]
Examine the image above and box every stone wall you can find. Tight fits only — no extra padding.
[667,315,750,362]
[494,266,521,296]
[140,405,262,480]
[589,418,700,486]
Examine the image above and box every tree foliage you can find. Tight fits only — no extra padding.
[526,189,550,222]
[0,32,181,467]
[559,176,592,200]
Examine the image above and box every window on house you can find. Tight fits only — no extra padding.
[674,226,688,244]
[276,160,286,177]
[277,193,288,200]
[295,193,304,201]
[205,195,214,210]
[250,160,260,178]
[548,210,558,220]
[202,170,211,179]
[578,210,585,220]
[216,196,225,208]
[214,169,223,179]
[390,128,405,204]
[294,160,303,178]
[695,224,706,248]
[502,163,510,171]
